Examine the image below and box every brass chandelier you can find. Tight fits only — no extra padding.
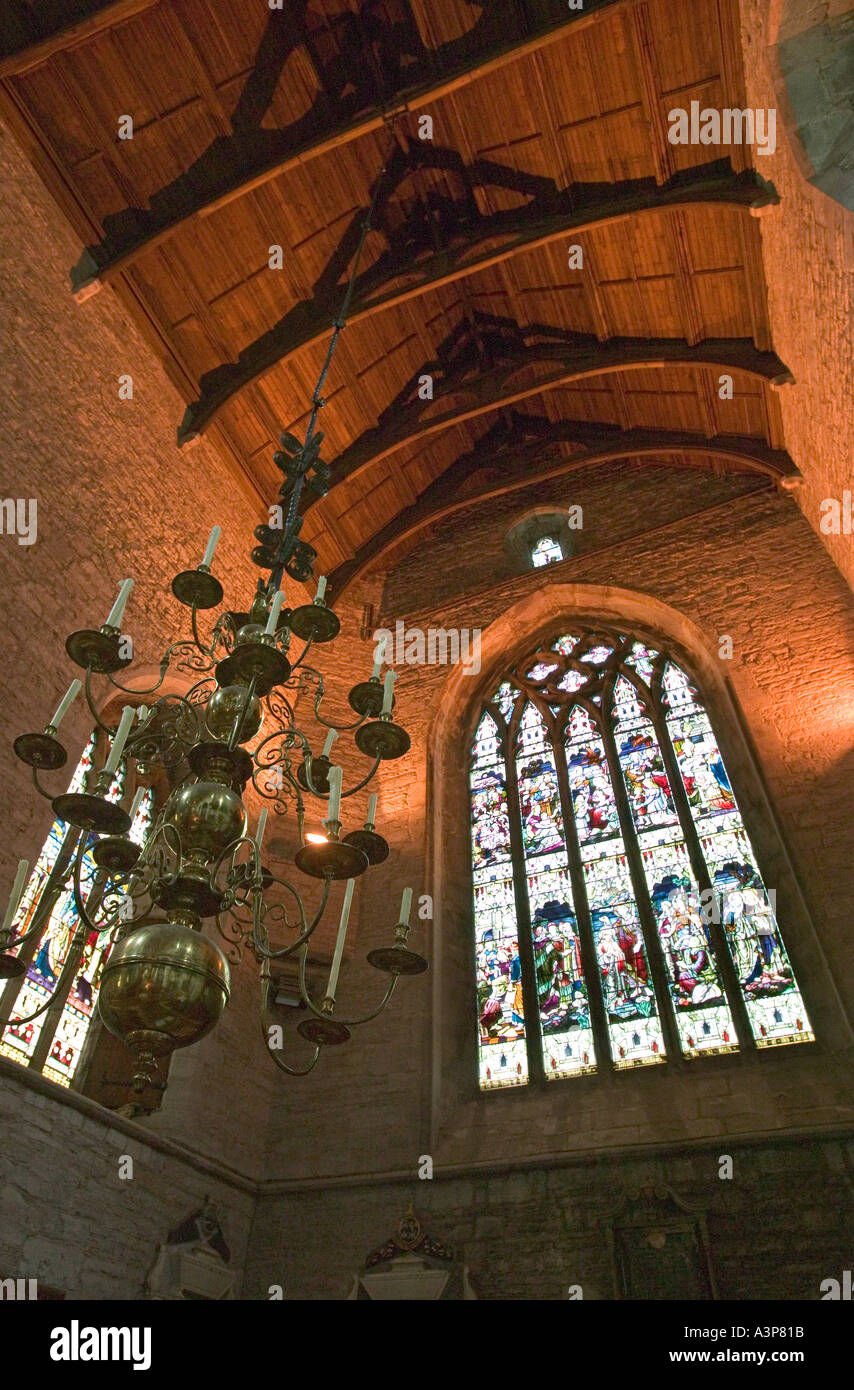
[0,129,427,1094]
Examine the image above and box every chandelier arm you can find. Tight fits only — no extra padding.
[295,937,397,1026]
[1,824,83,956]
[287,634,315,674]
[70,841,116,938]
[189,604,219,657]
[103,659,170,696]
[253,727,311,765]
[259,976,321,1075]
[251,874,331,960]
[0,984,73,1029]
[0,866,116,1028]
[227,674,257,752]
[32,767,61,802]
[83,669,114,734]
[304,974,398,1029]
[340,756,382,797]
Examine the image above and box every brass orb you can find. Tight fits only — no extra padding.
[205,685,263,742]
[98,920,230,1082]
[236,622,266,644]
[165,781,247,860]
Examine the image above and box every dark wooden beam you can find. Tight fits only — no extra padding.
[0,0,160,78]
[173,164,779,444]
[326,420,799,596]
[68,0,641,295]
[280,332,794,499]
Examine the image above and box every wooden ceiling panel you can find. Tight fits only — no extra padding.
[691,269,752,338]
[174,0,271,89]
[1,0,792,580]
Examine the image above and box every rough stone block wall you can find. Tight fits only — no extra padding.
[741,0,854,589]
[0,126,279,1175]
[0,1063,255,1299]
[259,468,854,1195]
[244,1133,854,1300]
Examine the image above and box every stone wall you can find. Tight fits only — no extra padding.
[244,1131,854,1300]
[741,0,854,589]
[0,1061,255,1299]
[0,125,280,1175]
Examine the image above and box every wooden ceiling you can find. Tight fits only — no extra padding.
[1,0,798,597]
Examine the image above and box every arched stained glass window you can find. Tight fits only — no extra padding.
[469,629,814,1091]
[0,733,154,1088]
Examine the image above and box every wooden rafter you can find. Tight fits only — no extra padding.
[0,0,161,78]
[173,164,779,444]
[283,334,793,500]
[65,0,644,292]
[327,420,797,596]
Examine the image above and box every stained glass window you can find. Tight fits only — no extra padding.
[0,733,154,1088]
[468,629,814,1090]
[531,536,563,568]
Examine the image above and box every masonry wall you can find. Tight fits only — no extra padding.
[741,0,854,590]
[0,1061,255,1299]
[244,1132,854,1300]
[256,464,854,1199]
[0,126,282,1177]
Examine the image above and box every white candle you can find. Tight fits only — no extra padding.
[127,787,145,823]
[322,728,338,759]
[256,808,268,852]
[327,878,355,1001]
[367,793,377,826]
[48,678,82,731]
[381,669,397,716]
[201,525,221,568]
[371,655,383,680]
[104,706,136,776]
[315,575,327,603]
[265,590,285,636]
[1,859,29,936]
[399,887,413,926]
[326,765,342,824]
[105,578,133,630]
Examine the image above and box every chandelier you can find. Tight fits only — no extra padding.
[0,127,427,1095]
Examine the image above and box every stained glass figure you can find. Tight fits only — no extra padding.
[468,626,813,1090]
[662,663,814,1047]
[0,734,155,1087]
[516,704,596,1078]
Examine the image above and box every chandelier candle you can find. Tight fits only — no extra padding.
[265,590,286,636]
[326,765,343,824]
[1,859,29,937]
[381,669,397,716]
[321,728,338,759]
[315,576,327,602]
[367,793,378,828]
[201,526,221,568]
[104,706,136,776]
[256,807,268,852]
[105,579,133,630]
[327,877,355,1001]
[127,787,146,822]
[48,678,82,731]
[400,887,413,926]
